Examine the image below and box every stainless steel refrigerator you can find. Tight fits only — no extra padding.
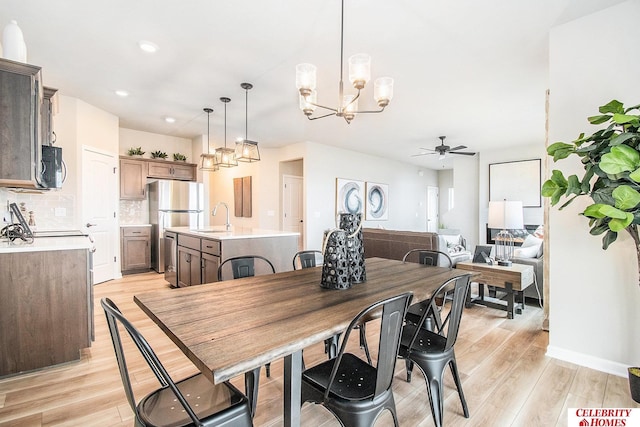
[148,180,204,273]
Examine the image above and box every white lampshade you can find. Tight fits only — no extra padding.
[299,91,317,115]
[488,201,524,230]
[374,77,394,107]
[348,53,371,89]
[343,94,358,122]
[295,63,317,95]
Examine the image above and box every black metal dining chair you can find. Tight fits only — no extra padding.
[402,249,454,331]
[101,297,253,427]
[217,255,277,418]
[398,274,472,427]
[292,250,323,270]
[300,292,413,427]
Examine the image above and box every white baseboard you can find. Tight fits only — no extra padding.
[546,345,631,378]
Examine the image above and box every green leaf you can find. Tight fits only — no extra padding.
[600,145,640,174]
[613,113,640,126]
[599,204,629,219]
[602,230,618,249]
[588,114,611,125]
[566,175,582,196]
[547,142,575,161]
[612,185,640,210]
[600,100,624,114]
[609,212,634,232]
[609,132,637,146]
[584,204,607,219]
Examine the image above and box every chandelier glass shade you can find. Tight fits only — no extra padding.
[235,82,261,162]
[215,97,238,168]
[295,0,393,124]
[199,107,218,172]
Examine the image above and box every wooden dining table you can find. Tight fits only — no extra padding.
[134,257,468,427]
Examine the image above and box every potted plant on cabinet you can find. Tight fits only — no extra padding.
[173,153,187,162]
[541,99,640,402]
[127,147,145,157]
[151,150,168,159]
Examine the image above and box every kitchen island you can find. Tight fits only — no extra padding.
[0,235,94,377]
[165,227,299,287]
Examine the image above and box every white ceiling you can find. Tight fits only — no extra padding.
[0,0,627,169]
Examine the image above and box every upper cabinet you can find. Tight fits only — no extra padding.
[41,86,58,147]
[119,156,197,200]
[0,58,43,188]
[147,159,196,181]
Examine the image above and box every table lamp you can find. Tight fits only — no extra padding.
[488,200,524,266]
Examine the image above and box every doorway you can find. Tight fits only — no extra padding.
[426,186,439,232]
[82,146,118,284]
[283,174,304,249]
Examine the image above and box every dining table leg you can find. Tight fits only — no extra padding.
[284,350,303,427]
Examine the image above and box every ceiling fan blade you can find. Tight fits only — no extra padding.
[450,151,476,156]
[411,152,435,157]
[448,145,468,151]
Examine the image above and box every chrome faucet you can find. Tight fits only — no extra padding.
[212,202,231,231]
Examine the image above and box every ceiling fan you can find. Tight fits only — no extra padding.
[412,136,476,158]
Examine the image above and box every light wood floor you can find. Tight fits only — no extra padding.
[0,272,637,427]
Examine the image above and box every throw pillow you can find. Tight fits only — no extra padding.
[447,243,466,253]
[442,234,461,246]
[520,234,543,257]
[514,245,539,258]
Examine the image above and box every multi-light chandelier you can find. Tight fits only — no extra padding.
[295,0,394,124]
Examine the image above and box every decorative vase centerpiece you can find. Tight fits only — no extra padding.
[320,229,351,290]
[339,213,366,284]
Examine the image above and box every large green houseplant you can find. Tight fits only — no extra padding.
[542,99,640,404]
[542,99,640,285]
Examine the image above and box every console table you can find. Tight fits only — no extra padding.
[456,261,534,319]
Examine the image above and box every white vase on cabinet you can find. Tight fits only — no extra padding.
[2,20,27,63]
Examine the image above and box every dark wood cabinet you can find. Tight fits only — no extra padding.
[0,248,92,377]
[42,86,58,146]
[201,252,220,284]
[177,246,202,287]
[0,58,43,188]
[119,158,147,200]
[121,226,151,273]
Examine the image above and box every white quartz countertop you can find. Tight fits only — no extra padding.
[0,235,94,253]
[120,224,151,227]
[166,226,299,240]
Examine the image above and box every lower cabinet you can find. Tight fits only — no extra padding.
[176,234,221,286]
[0,248,92,376]
[177,246,202,287]
[121,226,151,273]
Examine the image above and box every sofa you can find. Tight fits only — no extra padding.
[511,233,544,302]
[362,228,472,267]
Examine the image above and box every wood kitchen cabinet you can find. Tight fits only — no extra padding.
[121,226,151,273]
[0,248,92,377]
[147,159,196,181]
[120,157,147,200]
[42,86,58,146]
[176,234,221,286]
[177,246,202,287]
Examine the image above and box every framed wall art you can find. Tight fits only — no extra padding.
[336,178,365,214]
[365,182,388,220]
[489,159,541,207]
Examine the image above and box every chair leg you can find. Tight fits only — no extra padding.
[244,366,261,418]
[424,372,445,427]
[449,359,469,418]
[405,358,414,383]
[358,325,372,365]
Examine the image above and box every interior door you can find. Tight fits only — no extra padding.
[426,186,439,232]
[283,175,303,248]
[82,147,117,284]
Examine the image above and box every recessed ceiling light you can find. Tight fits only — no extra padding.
[164,117,176,123]
[115,90,129,97]
[138,40,159,53]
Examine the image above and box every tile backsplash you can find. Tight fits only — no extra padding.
[0,188,76,230]
[119,199,149,225]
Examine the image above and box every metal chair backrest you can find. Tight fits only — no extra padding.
[402,249,453,268]
[101,297,202,425]
[292,250,323,270]
[218,255,276,281]
[407,274,472,351]
[325,292,413,401]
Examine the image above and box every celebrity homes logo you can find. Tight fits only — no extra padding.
[568,408,639,426]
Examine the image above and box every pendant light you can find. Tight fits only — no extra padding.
[235,82,261,162]
[214,97,238,168]
[199,107,218,171]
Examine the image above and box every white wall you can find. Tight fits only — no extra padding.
[440,156,480,250]
[547,0,640,376]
